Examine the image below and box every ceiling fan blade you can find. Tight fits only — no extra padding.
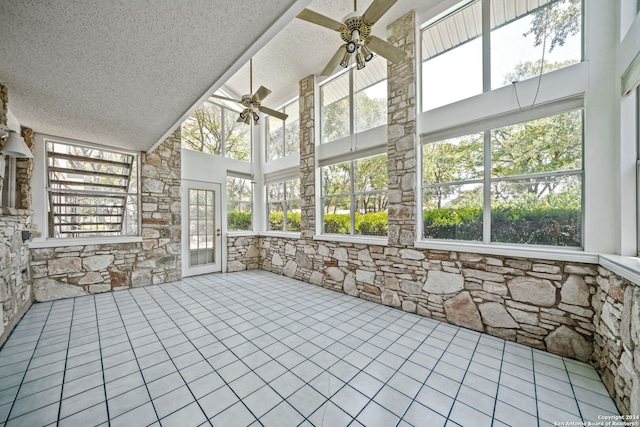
[363,0,398,25]
[367,35,406,63]
[297,8,344,31]
[321,45,347,76]
[259,106,288,121]
[211,94,241,103]
[252,86,271,103]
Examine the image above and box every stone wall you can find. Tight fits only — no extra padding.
[387,11,417,247]
[299,75,315,241]
[15,128,34,210]
[592,267,640,416]
[0,208,32,346]
[227,235,259,272]
[29,129,182,301]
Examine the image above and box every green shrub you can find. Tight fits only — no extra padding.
[422,206,581,246]
[268,211,302,231]
[227,211,251,231]
[323,213,350,234]
[355,212,388,236]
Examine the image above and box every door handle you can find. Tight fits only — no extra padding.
[216,229,221,237]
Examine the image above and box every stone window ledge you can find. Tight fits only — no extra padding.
[599,254,640,285]
[227,231,257,237]
[313,234,388,246]
[414,240,599,264]
[0,207,32,217]
[260,231,301,239]
[29,236,142,249]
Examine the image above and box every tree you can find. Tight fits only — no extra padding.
[181,103,251,161]
[502,59,578,85]
[524,0,581,53]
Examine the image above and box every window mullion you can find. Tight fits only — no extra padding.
[482,0,491,92]
[350,160,356,235]
[349,68,355,151]
[221,107,226,158]
[483,129,492,244]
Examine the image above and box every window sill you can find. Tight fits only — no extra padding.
[313,234,388,246]
[226,231,257,238]
[29,236,142,249]
[414,240,599,264]
[259,231,302,239]
[599,255,640,286]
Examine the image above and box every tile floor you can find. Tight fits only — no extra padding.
[0,270,620,427]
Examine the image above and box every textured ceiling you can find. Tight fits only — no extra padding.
[220,0,445,109]
[0,0,303,151]
[0,0,449,153]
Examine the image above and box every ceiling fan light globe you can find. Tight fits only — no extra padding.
[346,41,357,53]
[356,52,366,70]
[361,44,374,61]
[339,50,351,68]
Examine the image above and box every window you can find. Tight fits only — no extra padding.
[188,188,215,266]
[181,102,251,162]
[227,176,252,231]
[321,55,387,144]
[46,139,139,238]
[266,99,300,161]
[266,178,300,232]
[422,0,582,111]
[321,154,388,236]
[422,109,583,247]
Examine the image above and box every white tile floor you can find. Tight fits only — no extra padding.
[0,270,620,427]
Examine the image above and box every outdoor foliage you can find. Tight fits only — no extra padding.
[228,211,251,231]
[181,103,251,161]
[268,211,301,232]
[423,206,581,246]
[323,212,388,236]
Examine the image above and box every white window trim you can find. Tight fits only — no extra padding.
[32,133,142,244]
[265,97,300,163]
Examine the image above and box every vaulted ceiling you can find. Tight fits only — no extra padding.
[0,0,446,153]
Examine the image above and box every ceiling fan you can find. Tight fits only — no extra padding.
[297,0,406,76]
[211,58,288,125]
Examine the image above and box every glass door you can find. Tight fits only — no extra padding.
[182,181,221,276]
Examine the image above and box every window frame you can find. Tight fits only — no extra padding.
[420,105,585,248]
[319,56,388,146]
[44,137,141,240]
[320,154,388,237]
[265,177,301,233]
[265,98,300,162]
[226,175,253,232]
[420,0,584,113]
[181,100,252,162]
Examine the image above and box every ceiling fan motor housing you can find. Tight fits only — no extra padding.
[340,13,371,44]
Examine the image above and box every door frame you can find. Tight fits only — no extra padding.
[181,180,223,277]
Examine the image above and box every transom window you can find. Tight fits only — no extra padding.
[421,108,583,247]
[422,0,582,111]
[266,178,301,232]
[181,101,251,162]
[266,99,300,161]
[46,139,139,238]
[321,154,388,236]
[320,55,388,144]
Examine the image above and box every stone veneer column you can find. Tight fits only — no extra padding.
[386,11,417,247]
[299,75,316,240]
[137,128,182,285]
[16,128,34,210]
[0,84,8,198]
